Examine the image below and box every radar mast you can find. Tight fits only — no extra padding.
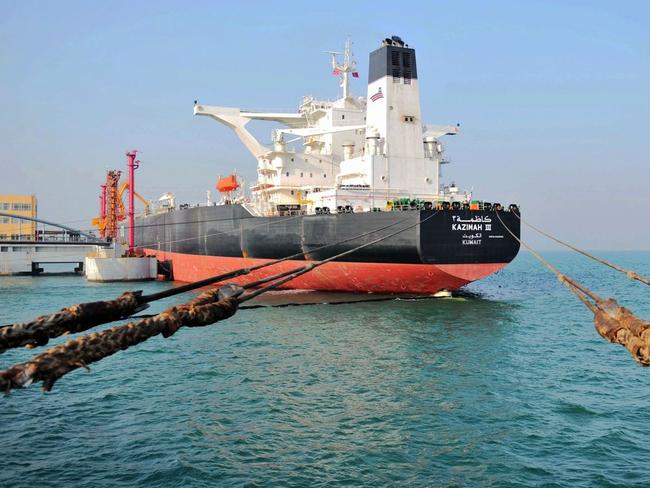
[326,37,358,99]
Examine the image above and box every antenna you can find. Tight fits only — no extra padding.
[325,37,358,99]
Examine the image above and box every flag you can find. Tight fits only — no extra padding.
[370,88,384,102]
[352,71,359,78]
[332,68,342,75]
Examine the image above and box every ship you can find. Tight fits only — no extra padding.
[135,36,520,294]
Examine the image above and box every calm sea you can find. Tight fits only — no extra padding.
[1,251,649,487]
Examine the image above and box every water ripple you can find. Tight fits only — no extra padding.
[1,252,649,486]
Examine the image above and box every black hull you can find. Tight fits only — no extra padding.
[136,205,520,265]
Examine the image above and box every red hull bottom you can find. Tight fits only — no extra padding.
[146,249,507,295]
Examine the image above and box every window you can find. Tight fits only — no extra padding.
[392,69,400,83]
[323,173,327,178]
[391,50,400,66]
[402,115,415,123]
[0,203,9,210]
[11,203,31,211]
[286,171,289,177]
[341,114,345,120]
[309,173,313,178]
[403,70,411,85]
[402,52,411,68]
[300,172,303,177]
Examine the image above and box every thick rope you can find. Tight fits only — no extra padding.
[0,286,241,392]
[142,211,419,303]
[0,212,436,392]
[239,211,441,301]
[0,214,418,354]
[514,213,650,286]
[496,210,650,366]
[494,211,602,308]
[0,292,146,354]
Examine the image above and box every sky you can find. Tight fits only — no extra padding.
[1,0,648,250]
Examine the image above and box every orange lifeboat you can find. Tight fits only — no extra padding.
[216,175,240,193]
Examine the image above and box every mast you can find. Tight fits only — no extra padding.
[327,37,358,99]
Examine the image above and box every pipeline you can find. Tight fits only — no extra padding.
[495,210,650,366]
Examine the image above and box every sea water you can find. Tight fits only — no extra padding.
[1,251,649,487]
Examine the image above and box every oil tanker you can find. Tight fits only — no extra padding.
[136,36,520,294]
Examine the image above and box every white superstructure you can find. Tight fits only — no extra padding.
[194,36,468,216]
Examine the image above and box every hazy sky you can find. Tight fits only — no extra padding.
[1,0,648,250]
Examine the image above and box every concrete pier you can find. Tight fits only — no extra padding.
[85,243,157,282]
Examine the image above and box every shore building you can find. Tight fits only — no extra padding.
[0,194,38,240]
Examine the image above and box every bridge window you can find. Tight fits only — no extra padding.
[11,203,31,211]
[402,52,411,68]
[391,50,400,66]
[392,69,400,82]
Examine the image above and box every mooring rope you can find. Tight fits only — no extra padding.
[0,212,436,391]
[513,213,650,286]
[495,210,650,366]
[0,285,243,392]
[142,212,423,303]
[0,213,423,354]
[0,292,149,354]
[239,214,437,302]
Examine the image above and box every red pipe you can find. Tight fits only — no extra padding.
[99,184,107,239]
[126,150,139,255]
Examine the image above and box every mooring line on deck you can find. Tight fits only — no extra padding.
[495,210,650,366]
